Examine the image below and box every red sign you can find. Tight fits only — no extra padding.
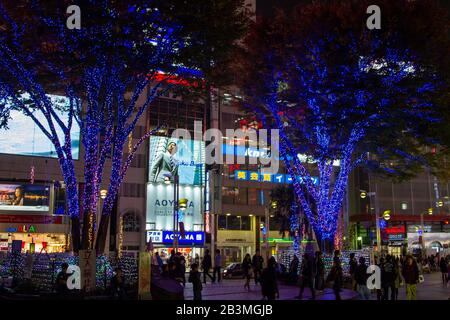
[385,225,405,234]
[0,215,64,224]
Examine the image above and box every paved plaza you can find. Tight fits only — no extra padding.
[183,272,450,301]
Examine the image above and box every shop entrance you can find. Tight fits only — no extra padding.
[0,233,68,253]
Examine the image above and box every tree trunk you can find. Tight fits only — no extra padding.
[95,213,110,253]
[81,210,95,250]
[71,216,81,253]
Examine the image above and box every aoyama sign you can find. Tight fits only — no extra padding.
[146,183,203,231]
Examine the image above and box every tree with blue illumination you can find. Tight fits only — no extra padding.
[237,0,450,250]
[0,0,250,252]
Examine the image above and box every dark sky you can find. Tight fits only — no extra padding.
[256,0,450,17]
[256,0,311,17]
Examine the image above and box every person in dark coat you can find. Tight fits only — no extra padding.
[55,262,71,295]
[314,251,325,292]
[260,256,279,300]
[188,263,203,300]
[326,257,343,300]
[242,254,253,291]
[440,257,448,285]
[296,253,316,300]
[381,255,396,300]
[201,249,214,284]
[349,253,358,291]
[354,257,370,300]
[288,255,299,285]
[111,268,126,300]
[252,249,264,285]
[402,255,419,300]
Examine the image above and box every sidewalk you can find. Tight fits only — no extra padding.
[183,279,358,300]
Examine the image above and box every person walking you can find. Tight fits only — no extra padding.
[326,257,343,300]
[288,255,299,285]
[394,257,401,300]
[349,253,358,291]
[314,251,325,292]
[201,249,214,284]
[260,256,279,300]
[242,253,253,291]
[188,263,203,300]
[296,253,316,300]
[440,257,448,285]
[381,255,396,300]
[252,249,264,285]
[402,255,419,300]
[354,257,370,300]
[179,253,186,286]
[212,249,222,283]
[111,268,126,300]
[55,262,72,295]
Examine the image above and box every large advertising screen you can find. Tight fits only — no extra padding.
[0,94,80,159]
[148,136,205,186]
[146,183,203,232]
[0,184,50,212]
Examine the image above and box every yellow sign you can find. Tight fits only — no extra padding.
[138,252,151,300]
[249,172,259,181]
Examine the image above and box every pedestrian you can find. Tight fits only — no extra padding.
[381,255,396,300]
[195,253,200,265]
[201,249,214,284]
[252,249,264,285]
[55,262,72,295]
[179,253,186,286]
[296,253,316,300]
[314,251,325,292]
[354,257,370,300]
[376,257,384,301]
[440,257,448,285]
[188,263,203,300]
[402,255,419,300]
[260,256,279,300]
[394,257,401,300]
[212,249,222,283]
[242,253,253,291]
[349,253,357,291]
[288,255,299,285]
[111,268,126,300]
[326,256,343,300]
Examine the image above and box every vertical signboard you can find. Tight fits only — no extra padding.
[79,250,96,292]
[138,252,151,300]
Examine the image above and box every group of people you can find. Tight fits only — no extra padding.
[350,253,450,300]
[293,250,344,300]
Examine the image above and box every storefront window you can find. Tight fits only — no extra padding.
[241,216,251,230]
[227,216,241,230]
[218,215,227,230]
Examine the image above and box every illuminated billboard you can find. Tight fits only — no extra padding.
[146,183,203,232]
[148,136,205,186]
[0,94,80,159]
[0,184,50,212]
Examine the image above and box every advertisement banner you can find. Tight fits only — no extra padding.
[148,136,205,186]
[0,184,50,212]
[146,183,203,232]
[138,252,151,299]
[0,94,80,159]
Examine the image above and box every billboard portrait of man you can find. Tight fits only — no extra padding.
[149,141,179,183]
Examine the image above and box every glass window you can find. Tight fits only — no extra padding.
[123,212,140,232]
[241,216,251,230]
[236,188,247,205]
[227,216,241,230]
[222,187,237,204]
[218,215,227,230]
[248,188,259,205]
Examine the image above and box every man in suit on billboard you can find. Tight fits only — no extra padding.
[149,141,179,182]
